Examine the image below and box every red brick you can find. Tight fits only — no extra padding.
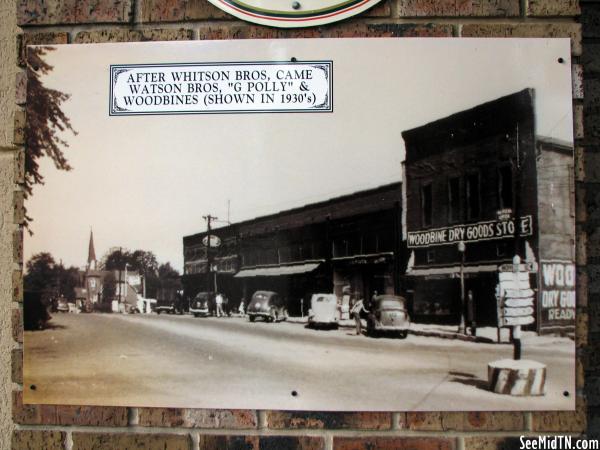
[51,405,129,426]
[398,0,519,17]
[196,22,453,40]
[461,23,582,56]
[138,407,257,428]
[442,412,525,431]
[531,397,587,432]
[17,32,69,67]
[17,0,133,25]
[334,437,455,450]
[14,189,25,224]
[12,349,23,384]
[74,28,194,43]
[200,435,325,450]
[576,311,589,347]
[363,0,391,17]
[527,0,580,17]
[267,411,391,430]
[16,70,27,105]
[573,64,584,100]
[574,104,584,140]
[12,430,65,450]
[140,0,229,22]
[13,269,23,302]
[12,308,23,343]
[12,391,41,425]
[14,228,23,263]
[72,433,190,450]
[407,412,443,430]
[13,108,25,146]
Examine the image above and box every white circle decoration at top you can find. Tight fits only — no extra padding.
[206,0,384,27]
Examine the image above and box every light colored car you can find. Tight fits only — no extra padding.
[366,295,410,338]
[247,291,287,322]
[308,294,339,329]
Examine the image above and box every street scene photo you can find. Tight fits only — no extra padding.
[23,38,576,411]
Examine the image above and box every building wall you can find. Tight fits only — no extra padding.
[3,1,595,448]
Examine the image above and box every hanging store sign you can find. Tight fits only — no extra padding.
[407,216,533,248]
[206,0,383,28]
[110,62,333,115]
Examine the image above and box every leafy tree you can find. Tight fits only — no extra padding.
[24,252,57,294]
[25,46,77,227]
[158,262,180,280]
[56,265,80,301]
[102,272,116,303]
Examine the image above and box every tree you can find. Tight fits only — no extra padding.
[25,46,77,227]
[56,265,80,301]
[102,272,116,303]
[158,262,180,280]
[24,252,57,294]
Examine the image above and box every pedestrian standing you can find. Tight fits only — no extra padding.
[467,290,476,336]
[238,299,246,317]
[215,293,224,317]
[350,298,369,336]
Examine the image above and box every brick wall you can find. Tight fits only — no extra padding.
[6,0,594,448]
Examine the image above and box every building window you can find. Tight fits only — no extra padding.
[448,177,460,223]
[426,249,436,263]
[498,166,513,210]
[466,172,481,220]
[89,278,96,289]
[421,183,433,227]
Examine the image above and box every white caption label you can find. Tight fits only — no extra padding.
[110,62,332,115]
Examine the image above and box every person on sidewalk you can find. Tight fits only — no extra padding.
[350,298,369,336]
[215,293,224,317]
[467,290,476,336]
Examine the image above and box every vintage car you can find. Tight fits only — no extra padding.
[56,297,70,313]
[366,295,410,338]
[307,293,340,329]
[189,292,213,317]
[247,291,287,322]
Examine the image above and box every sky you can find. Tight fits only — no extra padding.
[25,38,574,272]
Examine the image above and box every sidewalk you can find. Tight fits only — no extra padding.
[286,316,566,344]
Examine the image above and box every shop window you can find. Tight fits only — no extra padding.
[426,249,436,263]
[333,239,349,258]
[448,177,460,223]
[498,166,513,210]
[466,172,481,220]
[421,183,433,227]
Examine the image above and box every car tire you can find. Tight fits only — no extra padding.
[399,330,408,339]
[248,315,255,322]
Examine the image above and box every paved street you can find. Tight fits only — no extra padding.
[24,313,575,411]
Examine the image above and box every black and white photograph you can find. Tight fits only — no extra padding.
[23,38,575,411]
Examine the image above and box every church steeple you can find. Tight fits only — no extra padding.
[87,229,97,270]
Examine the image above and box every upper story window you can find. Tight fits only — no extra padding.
[448,177,461,223]
[421,183,433,227]
[466,172,481,220]
[498,165,513,210]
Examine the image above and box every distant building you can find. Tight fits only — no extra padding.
[182,183,405,316]
[401,89,575,333]
[79,230,142,311]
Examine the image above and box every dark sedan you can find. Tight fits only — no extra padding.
[247,291,288,322]
[366,295,410,338]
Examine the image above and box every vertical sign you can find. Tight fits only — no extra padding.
[539,260,576,331]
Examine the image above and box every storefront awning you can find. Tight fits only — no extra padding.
[234,263,321,278]
[406,264,499,277]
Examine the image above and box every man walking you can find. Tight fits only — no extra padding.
[215,293,224,317]
[350,297,369,336]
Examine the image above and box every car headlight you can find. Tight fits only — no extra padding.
[255,302,260,309]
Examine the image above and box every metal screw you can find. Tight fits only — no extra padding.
[292,1,301,9]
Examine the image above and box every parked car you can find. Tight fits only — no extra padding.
[56,297,69,313]
[307,293,339,329]
[366,295,410,338]
[156,294,187,315]
[190,292,214,317]
[247,291,288,322]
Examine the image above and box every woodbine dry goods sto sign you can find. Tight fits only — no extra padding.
[23,39,576,411]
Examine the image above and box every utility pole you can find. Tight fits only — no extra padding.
[203,215,218,293]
